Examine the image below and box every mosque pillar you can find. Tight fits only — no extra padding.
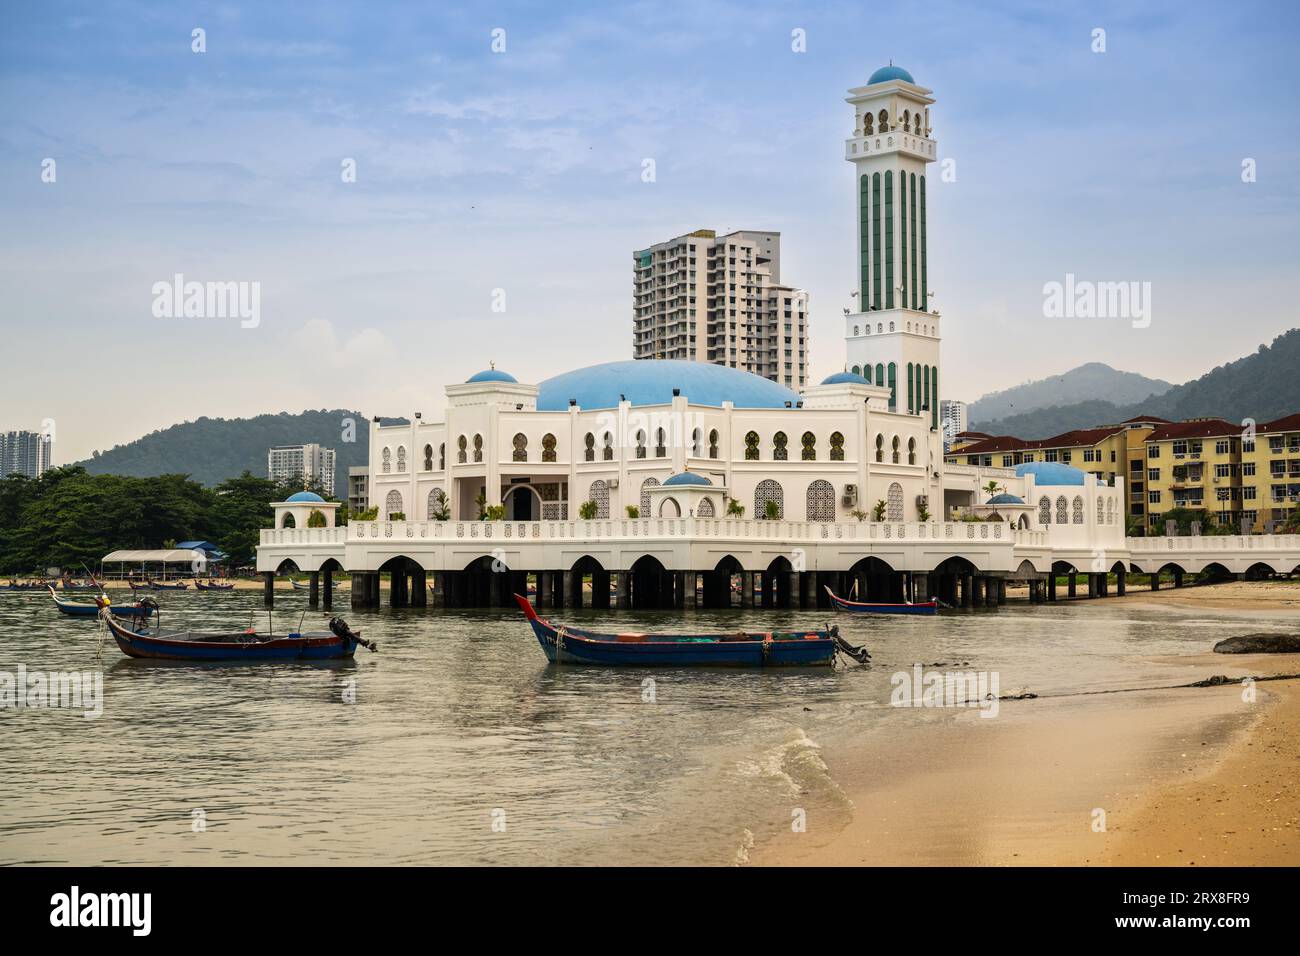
[615,571,631,610]
[1116,567,1126,597]
[411,569,427,607]
[263,571,275,607]
[322,569,333,611]
[1067,572,1077,598]
[740,571,755,608]
[308,571,320,608]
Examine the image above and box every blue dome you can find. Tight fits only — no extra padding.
[466,368,517,384]
[988,493,1025,505]
[285,491,325,503]
[536,360,799,411]
[664,472,713,487]
[821,371,870,386]
[1015,462,1086,486]
[868,64,915,85]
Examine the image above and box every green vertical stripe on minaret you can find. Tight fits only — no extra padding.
[872,174,882,311]
[884,172,893,309]
[887,362,896,412]
[859,175,871,303]
[920,176,927,309]
[900,174,907,314]
[907,362,914,413]
[910,172,918,311]
[932,367,939,430]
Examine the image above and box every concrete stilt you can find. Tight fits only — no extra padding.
[322,569,333,611]
[412,569,427,607]
[351,572,366,610]
[308,570,320,608]
[1067,572,1077,598]
[675,571,687,609]
[1047,573,1056,602]
[740,571,754,608]
[1116,567,1126,596]
[615,571,630,609]
[1149,571,1159,592]
[984,578,998,608]
[263,571,275,607]
[1173,568,1184,588]
[997,579,1007,605]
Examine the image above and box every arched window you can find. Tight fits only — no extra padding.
[851,365,861,375]
[512,433,528,462]
[640,476,659,514]
[830,432,845,461]
[473,434,483,463]
[886,482,904,521]
[396,446,406,473]
[875,433,884,463]
[384,489,403,519]
[1106,498,1114,524]
[863,112,873,135]
[773,431,788,461]
[697,496,715,517]
[853,326,860,337]
[423,444,433,471]
[891,435,900,464]
[755,479,784,519]
[902,108,911,132]
[654,428,666,458]
[584,432,595,462]
[801,431,816,461]
[457,436,467,464]
[659,497,681,518]
[588,480,609,519]
[542,433,557,462]
[708,429,719,459]
[427,488,446,520]
[889,322,895,332]
[603,433,614,461]
[635,430,646,459]
[1038,496,1051,525]
[281,512,296,529]
[908,436,917,465]
[1055,495,1068,524]
[878,108,888,130]
[806,479,835,521]
[744,431,759,461]
[438,443,445,470]
[381,447,392,474]
[1097,496,1105,525]
[691,428,703,457]
[1072,496,1084,524]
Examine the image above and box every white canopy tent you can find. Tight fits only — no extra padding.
[100,549,209,580]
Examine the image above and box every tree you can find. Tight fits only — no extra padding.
[726,499,745,518]
[764,499,781,520]
[872,499,887,521]
[578,500,598,520]
[625,505,640,518]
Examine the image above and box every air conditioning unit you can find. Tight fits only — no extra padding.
[608,478,619,489]
[916,494,929,507]
[842,484,858,507]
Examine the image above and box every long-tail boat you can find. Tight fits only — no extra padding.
[823,586,939,615]
[48,585,154,620]
[193,579,235,591]
[96,600,375,661]
[514,594,868,667]
[289,579,311,591]
[147,579,189,591]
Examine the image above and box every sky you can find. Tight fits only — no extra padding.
[2,0,1298,464]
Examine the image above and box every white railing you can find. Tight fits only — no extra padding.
[1127,534,1300,552]
[345,518,1021,545]
[259,527,349,546]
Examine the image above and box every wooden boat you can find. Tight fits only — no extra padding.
[824,586,939,616]
[514,594,868,667]
[193,579,235,591]
[48,586,154,619]
[3,582,48,591]
[147,579,189,591]
[97,601,374,661]
[60,580,98,591]
[128,580,149,591]
[290,579,311,590]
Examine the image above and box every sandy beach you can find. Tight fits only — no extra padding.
[755,581,1300,867]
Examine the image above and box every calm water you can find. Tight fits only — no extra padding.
[0,587,1288,865]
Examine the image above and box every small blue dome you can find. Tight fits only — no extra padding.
[988,493,1025,505]
[286,491,325,503]
[664,472,713,487]
[821,371,870,386]
[1015,462,1086,486]
[466,368,517,384]
[868,64,915,85]
[536,360,799,411]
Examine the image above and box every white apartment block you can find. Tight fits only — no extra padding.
[0,429,53,479]
[268,443,337,496]
[633,229,809,389]
[940,400,968,451]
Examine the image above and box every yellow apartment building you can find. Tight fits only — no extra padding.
[1142,419,1244,533]
[1242,413,1300,531]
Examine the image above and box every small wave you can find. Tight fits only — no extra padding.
[735,727,847,806]
[733,828,754,866]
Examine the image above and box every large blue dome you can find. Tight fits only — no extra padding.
[868,64,915,85]
[466,368,517,384]
[536,360,799,411]
[1015,462,1086,486]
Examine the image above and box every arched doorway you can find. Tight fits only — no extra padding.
[630,554,669,610]
[504,484,541,521]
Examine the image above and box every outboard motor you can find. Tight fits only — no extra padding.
[830,625,871,665]
[329,617,377,653]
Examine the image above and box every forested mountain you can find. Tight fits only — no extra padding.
[969,363,1172,424]
[972,330,1300,437]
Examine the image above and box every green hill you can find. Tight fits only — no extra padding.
[77,409,373,489]
[969,362,1172,424]
[972,329,1300,437]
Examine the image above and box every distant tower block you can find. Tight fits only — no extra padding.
[843,64,941,428]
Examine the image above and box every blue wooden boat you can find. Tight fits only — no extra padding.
[824,586,938,615]
[60,580,98,591]
[514,594,867,667]
[48,586,154,620]
[193,579,235,591]
[290,579,311,591]
[97,602,374,661]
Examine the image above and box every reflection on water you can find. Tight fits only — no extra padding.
[0,589,1283,865]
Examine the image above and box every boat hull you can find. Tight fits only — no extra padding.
[825,587,938,615]
[101,612,357,661]
[48,587,153,618]
[516,595,835,667]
